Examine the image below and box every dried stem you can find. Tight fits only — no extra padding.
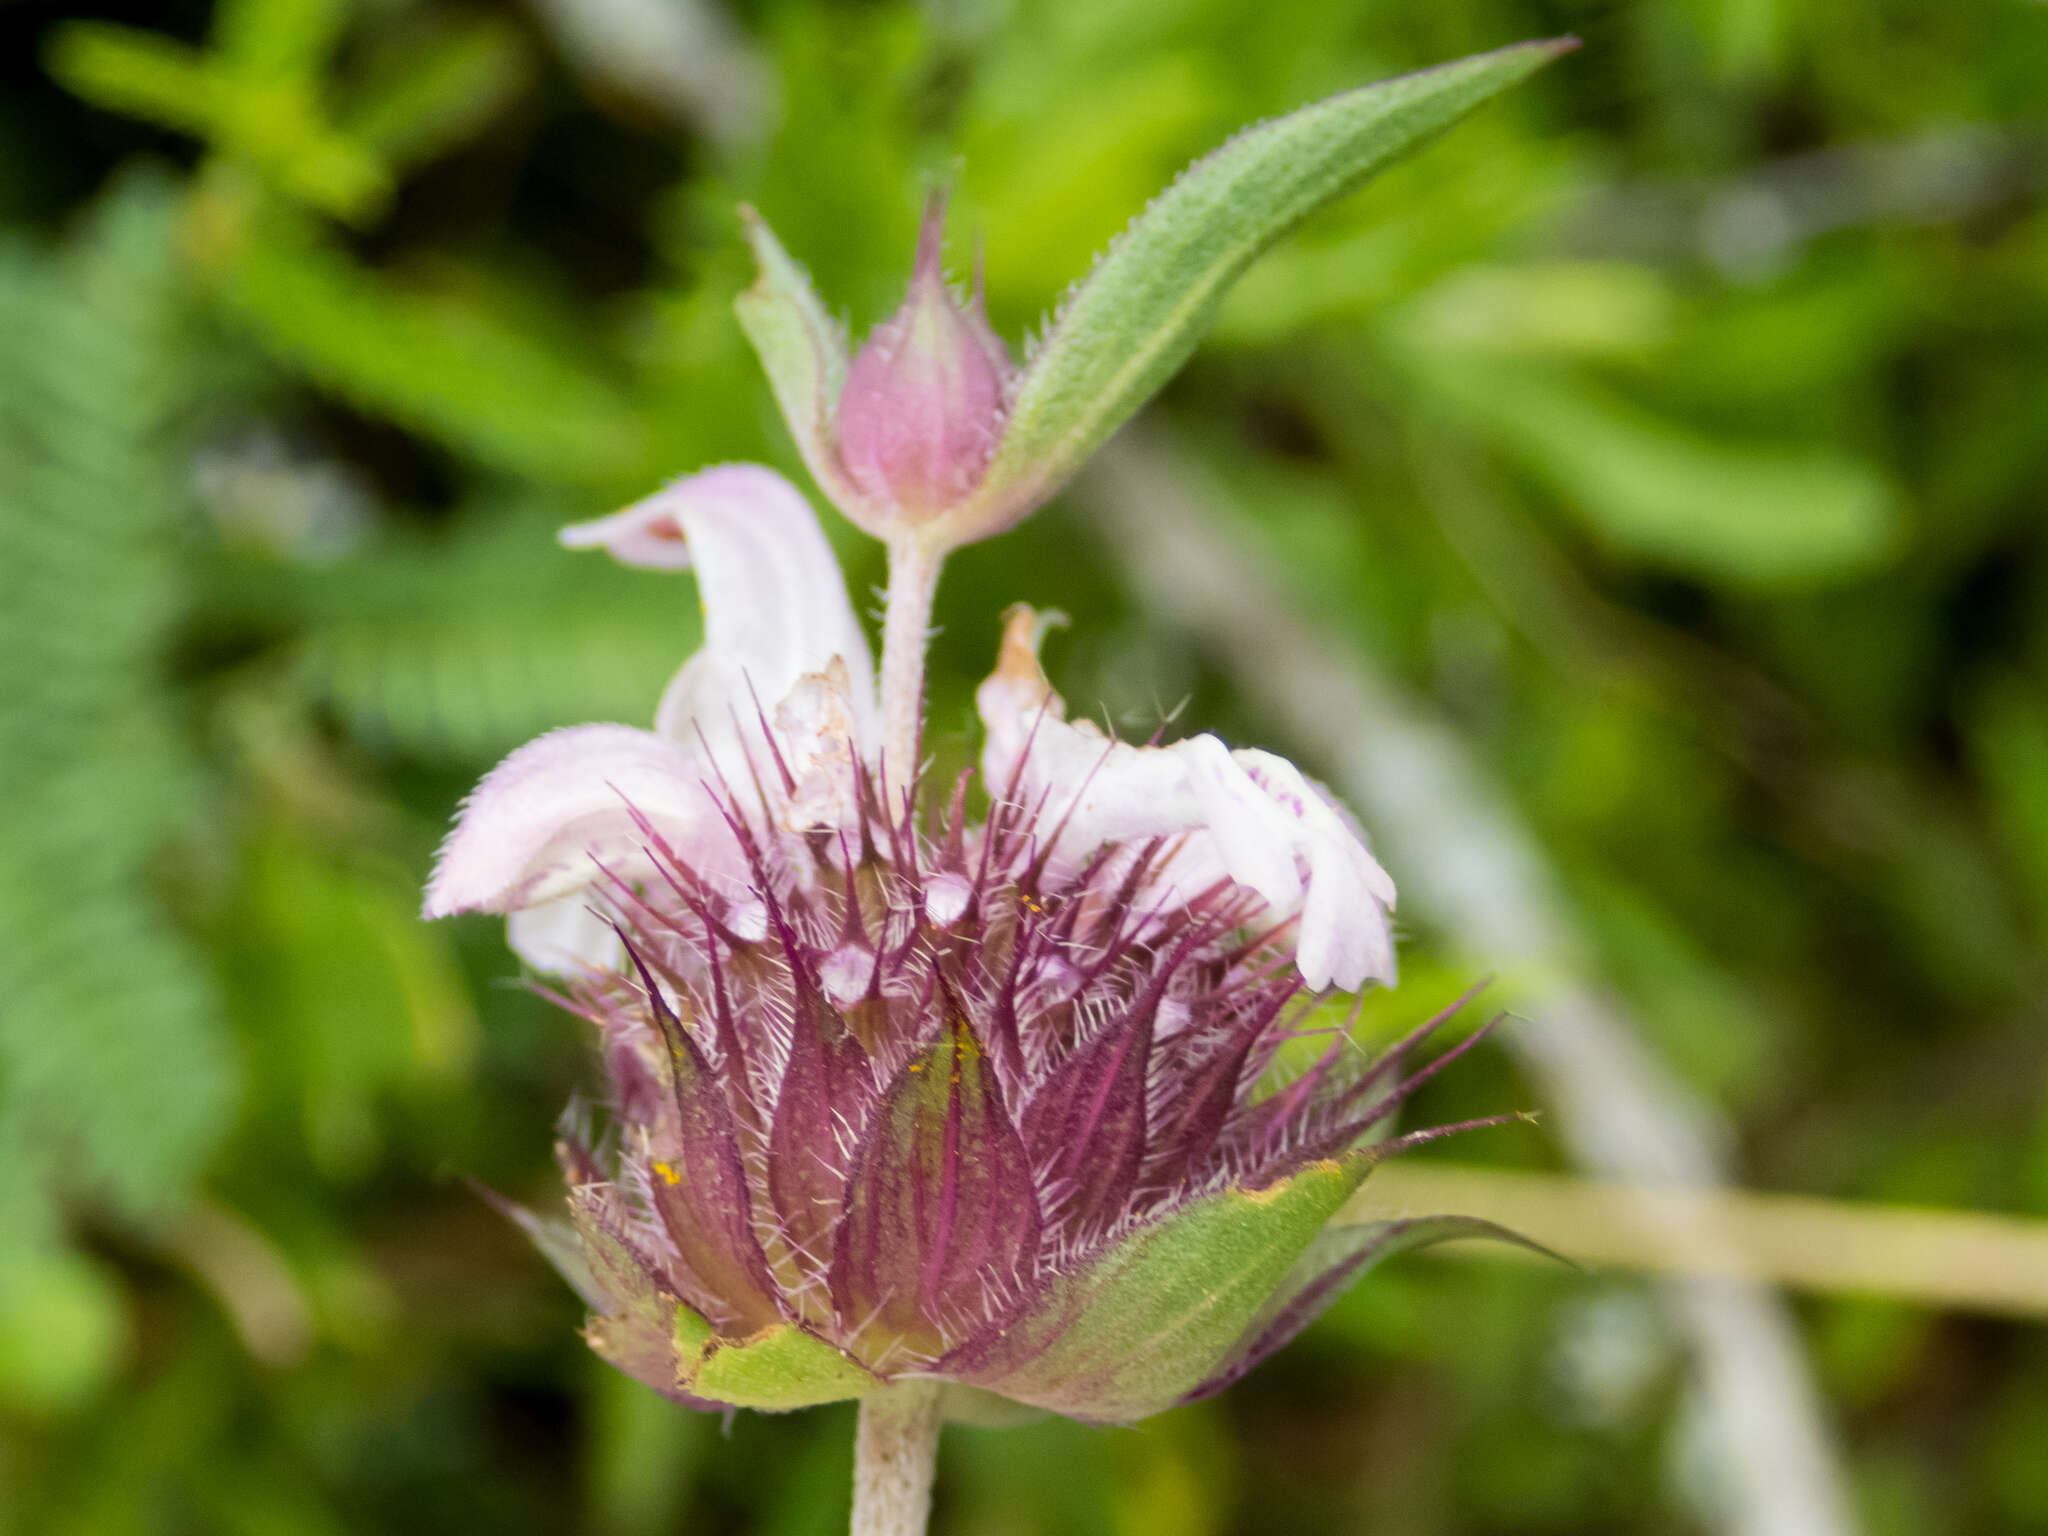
[878,533,944,803]
[851,1382,943,1536]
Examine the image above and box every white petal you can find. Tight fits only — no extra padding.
[974,604,1069,796]
[646,467,874,743]
[506,895,626,975]
[1234,750,1398,990]
[1180,735,1305,910]
[972,613,1398,991]
[422,723,736,918]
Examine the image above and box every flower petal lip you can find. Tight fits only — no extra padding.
[421,723,734,920]
[428,465,880,939]
[976,605,1397,991]
[560,463,877,758]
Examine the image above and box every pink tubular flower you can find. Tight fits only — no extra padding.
[425,466,1514,1424]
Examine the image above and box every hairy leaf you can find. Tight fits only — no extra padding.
[952,39,1574,537]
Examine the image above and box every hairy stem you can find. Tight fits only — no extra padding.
[850,1382,943,1536]
[878,534,944,803]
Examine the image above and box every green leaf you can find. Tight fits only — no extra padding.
[1187,1211,1563,1401]
[49,19,388,222]
[340,15,533,171]
[207,209,643,484]
[44,23,224,138]
[970,1156,1370,1423]
[733,207,857,512]
[957,39,1574,534]
[1966,672,2048,931]
[0,172,239,1218]
[688,1324,878,1410]
[0,1246,128,1417]
[215,0,351,81]
[1402,349,1902,586]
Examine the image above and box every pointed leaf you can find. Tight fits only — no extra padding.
[834,1006,1041,1362]
[733,208,862,516]
[555,1184,709,1400]
[45,25,224,138]
[958,1155,1369,1422]
[475,1187,603,1311]
[1181,1212,1557,1403]
[945,39,1574,541]
[687,1323,878,1409]
[341,14,533,172]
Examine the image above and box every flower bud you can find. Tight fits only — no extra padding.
[834,196,1012,521]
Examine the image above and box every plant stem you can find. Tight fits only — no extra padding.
[850,1382,943,1536]
[877,534,944,804]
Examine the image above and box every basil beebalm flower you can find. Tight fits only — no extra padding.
[426,39,1572,1536]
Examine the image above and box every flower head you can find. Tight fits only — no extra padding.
[428,466,1512,1423]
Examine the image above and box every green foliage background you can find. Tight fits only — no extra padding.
[1,0,2044,1530]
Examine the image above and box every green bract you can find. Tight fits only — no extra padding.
[548,1152,1524,1419]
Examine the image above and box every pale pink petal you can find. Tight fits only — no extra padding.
[1234,750,1397,991]
[973,607,1397,991]
[422,723,737,919]
[563,465,876,772]
[506,895,627,975]
[557,495,696,569]
[1179,735,1305,911]
[974,605,1068,795]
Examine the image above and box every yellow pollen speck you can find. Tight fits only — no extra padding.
[654,1161,682,1185]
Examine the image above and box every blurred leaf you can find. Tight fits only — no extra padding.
[586,1356,711,1536]
[222,826,475,1179]
[1402,262,1680,359]
[0,1248,128,1417]
[43,24,221,138]
[1966,670,2048,932]
[0,173,238,1217]
[341,14,533,171]
[1398,348,1903,586]
[214,0,352,82]
[974,40,1575,518]
[288,509,700,762]
[203,208,644,484]
[48,21,387,222]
